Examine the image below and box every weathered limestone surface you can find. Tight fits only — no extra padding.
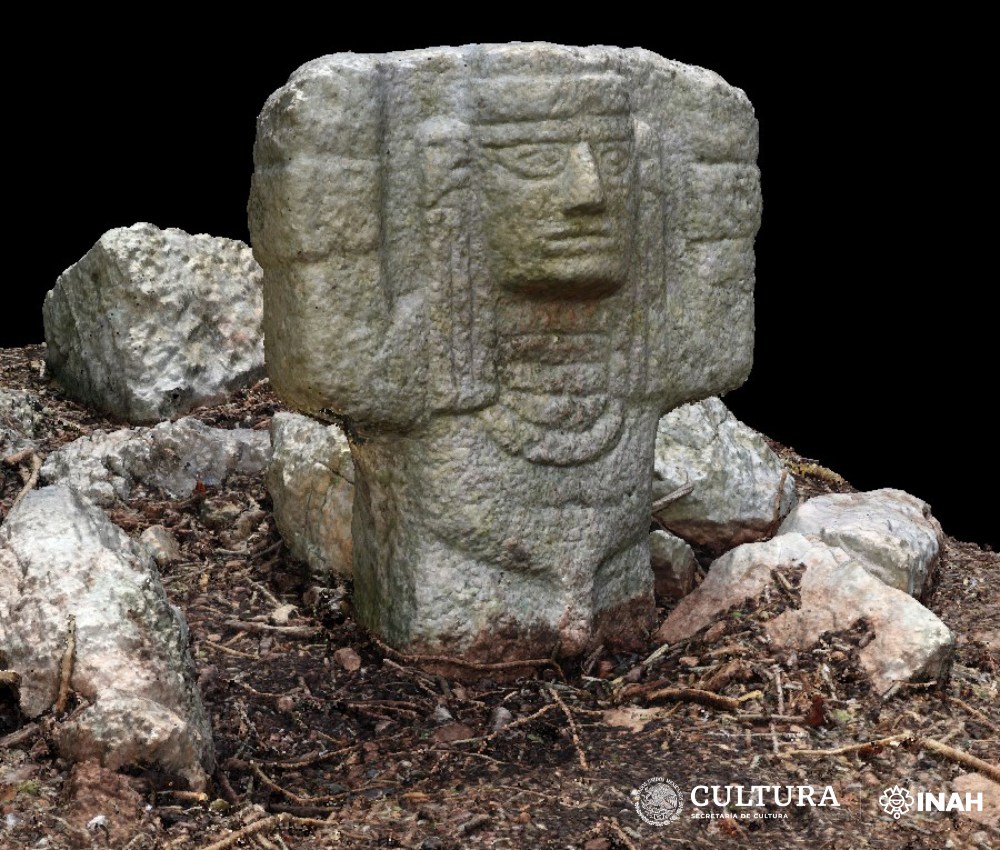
[648,529,697,600]
[0,388,44,456]
[0,486,214,788]
[777,488,941,597]
[43,223,264,423]
[251,44,760,660]
[267,412,354,579]
[655,534,954,694]
[653,397,797,553]
[41,417,270,506]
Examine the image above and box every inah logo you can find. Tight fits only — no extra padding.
[634,777,683,826]
[879,785,915,819]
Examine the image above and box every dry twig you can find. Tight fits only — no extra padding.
[771,666,785,716]
[947,694,1000,734]
[9,451,42,511]
[251,762,313,805]
[373,636,563,678]
[923,737,1000,783]
[2,448,35,466]
[450,702,561,745]
[55,615,76,714]
[0,723,38,749]
[546,684,589,770]
[223,620,321,639]
[196,813,334,850]
[641,686,742,713]
[651,483,694,514]
[200,640,260,660]
[606,817,641,850]
[783,732,913,757]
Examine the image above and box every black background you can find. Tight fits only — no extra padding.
[10,17,996,547]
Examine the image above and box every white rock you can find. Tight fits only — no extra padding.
[43,222,264,423]
[140,525,182,566]
[649,530,697,600]
[655,533,954,695]
[0,486,214,788]
[266,412,354,579]
[777,488,942,597]
[0,388,44,456]
[653,397,797,554]
[39,427,136,505]
[58,692,210,790]
[41,417,271,506]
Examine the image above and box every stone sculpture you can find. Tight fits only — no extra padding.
[250,44,760,662]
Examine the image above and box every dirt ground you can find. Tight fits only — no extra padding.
[1,344,997,850]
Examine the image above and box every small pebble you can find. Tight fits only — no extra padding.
[333,647,361,672]
[490,706,514,731]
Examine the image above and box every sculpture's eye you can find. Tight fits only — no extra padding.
[595,141,631,176]
[488,143,566,179]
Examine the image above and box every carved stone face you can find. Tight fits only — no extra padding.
[478,111,637,298]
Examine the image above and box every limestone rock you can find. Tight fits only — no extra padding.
[653,397,797,553]
[777,488,942,596]
[251,44,760,661]
[140,524,182,566]
[0,486,214,788]
[39,427,136,505]
[0,388,44,456]
[40,417,270,506]
[649,529,697,600]
[43,222,264,423]
[266,412,354,579]
[655,533,954,695]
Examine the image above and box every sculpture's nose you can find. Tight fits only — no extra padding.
[561,142,605,214]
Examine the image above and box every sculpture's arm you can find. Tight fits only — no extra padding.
[249,56,429,430]
[628,53,762,412]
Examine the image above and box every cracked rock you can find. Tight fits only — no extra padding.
[649,529,698,600]
[777,488,942,597]
[653,397,797,554]
[40,417,270,506]
[43,222,264,423]
[266,412,354,579]
[655,533,954,694]
[0,486,214,788]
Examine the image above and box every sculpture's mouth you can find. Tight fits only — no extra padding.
[544,223,612,240]
[542,235,617,257]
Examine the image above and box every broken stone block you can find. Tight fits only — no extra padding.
[0,486,214,788]
[40,417,271,506]
[43,222,264,423]
[266,412,354,579]
[653,397,797,554]
[777,488,942,597]
[649,529,697,600]
[250,44,760,661]
[655,533,954,695]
